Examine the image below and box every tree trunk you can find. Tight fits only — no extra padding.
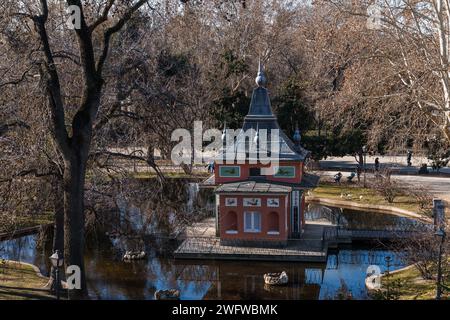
[64,155,88,299]
[357,151,363,167]
[146,145,166,187]
[53,176,65,253]
[30,0,148,300]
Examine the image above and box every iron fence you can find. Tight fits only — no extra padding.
[323,227,428,241]
[326,251,404,269]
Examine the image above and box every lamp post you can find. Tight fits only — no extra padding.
[362,146,367,188]
[435,229,446,300]
[385,255,391,299]
[49,250,64,300]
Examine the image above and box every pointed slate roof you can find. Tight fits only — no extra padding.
[218,62,310,162]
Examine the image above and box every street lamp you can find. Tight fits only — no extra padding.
[362,146,368,188]
[435,229,446,300]
[385,255,391,299]
[49,250,64,300]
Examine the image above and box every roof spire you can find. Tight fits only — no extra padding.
[253,123,259,144]
[221,121,227,141]
[255,57,267,87]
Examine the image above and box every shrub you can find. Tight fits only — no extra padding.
[409,187,433,216]
[370,170,404,203]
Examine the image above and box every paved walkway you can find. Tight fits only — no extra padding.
[319,155,450,175]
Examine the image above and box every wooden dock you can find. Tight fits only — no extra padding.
[174,217,428,262]
[174,219,328,263]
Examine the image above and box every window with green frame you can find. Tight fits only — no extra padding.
[219,166,241,177]
[274,166,296,178]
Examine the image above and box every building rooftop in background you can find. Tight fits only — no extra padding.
[217,61,310,162]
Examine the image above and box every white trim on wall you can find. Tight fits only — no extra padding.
[225,197,237,207]
[243,198,261,207]
[267,198,280,207]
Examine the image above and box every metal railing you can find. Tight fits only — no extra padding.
[326,251,404,269]
[323,227,427,241]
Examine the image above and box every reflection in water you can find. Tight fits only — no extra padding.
[0,235,52,275]
[102,179,214,240]
[306,204,428,231]
[1,234,404,300]
[201,261,322,300]
[320,249,403,300]
[339,209,427,231]
[1,179,416,300]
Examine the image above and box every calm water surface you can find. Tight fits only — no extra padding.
[1,180,416,300]
[1,234,404,300]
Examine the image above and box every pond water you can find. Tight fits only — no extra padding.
[1,234,404,300]
[306,203,428,231]
[0,179,419,300]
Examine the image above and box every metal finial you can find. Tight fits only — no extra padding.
[221,121,227,141]
[255,58,267,87]
[253,124,259,144]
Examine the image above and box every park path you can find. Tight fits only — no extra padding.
[319,155,450,174]
[319,171,450,204]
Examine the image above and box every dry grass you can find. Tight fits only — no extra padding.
[311,182,425,214]
[0,261,54,300]
[385,266,449,300]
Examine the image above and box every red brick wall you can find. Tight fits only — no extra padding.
[218,194,289,241]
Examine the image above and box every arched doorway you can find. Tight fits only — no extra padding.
[224,211,238,234]
[268,212,279,234]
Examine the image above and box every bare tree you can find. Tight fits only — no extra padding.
[1,0,151,298]
[394,228,448,280]
[321,0,450,145]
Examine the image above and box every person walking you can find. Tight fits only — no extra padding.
[356,166,361,183]
[374,157,380,172]
[407,150,413,167]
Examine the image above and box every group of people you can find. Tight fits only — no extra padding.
[333,171,357,184]
[333,157,381,184]
[333,151,414,184]
[333,171,355,184]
